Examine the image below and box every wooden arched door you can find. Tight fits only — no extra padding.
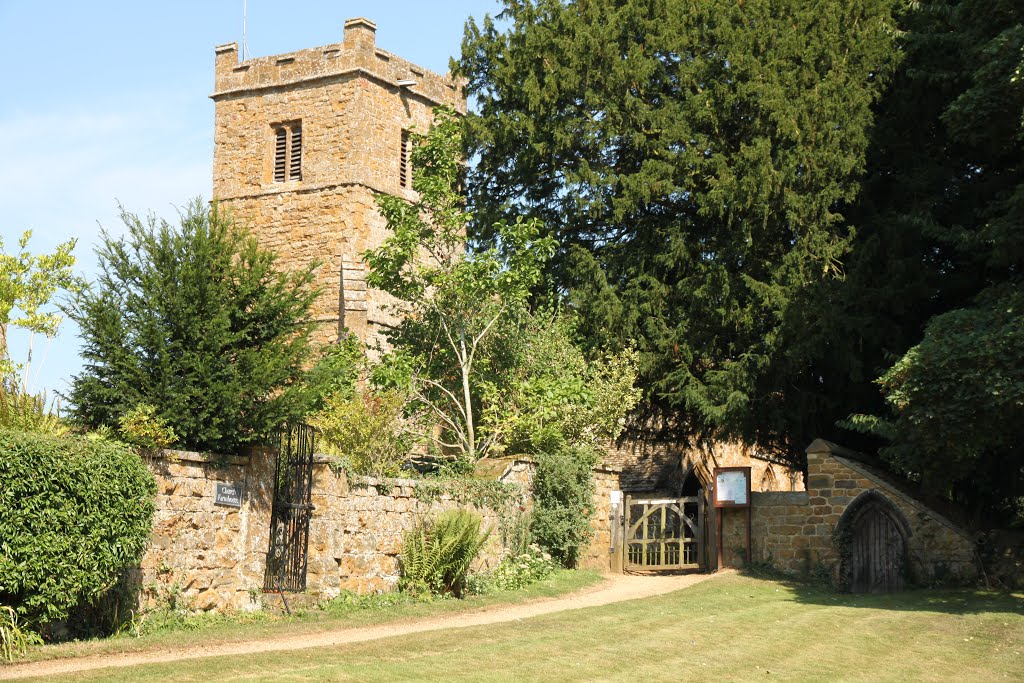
[842,493,910,593]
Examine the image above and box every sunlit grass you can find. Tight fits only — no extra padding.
[36,572,1023,683]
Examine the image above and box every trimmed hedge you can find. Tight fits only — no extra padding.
[0,430,155,625]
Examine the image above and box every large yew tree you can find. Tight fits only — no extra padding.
[459,0,902,462]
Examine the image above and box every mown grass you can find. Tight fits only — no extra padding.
[28,572,1024,683]
[16,569,602,665]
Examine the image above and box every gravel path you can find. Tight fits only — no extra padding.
[0,571,716,680]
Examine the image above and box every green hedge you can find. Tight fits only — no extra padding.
[0,430,155,625]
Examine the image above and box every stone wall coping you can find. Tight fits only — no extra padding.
[805,438,861,459]
[831,454,972,539]
[752,490,809,506]
[152,449,248,467]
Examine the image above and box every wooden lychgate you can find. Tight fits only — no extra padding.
[623,496,704,571]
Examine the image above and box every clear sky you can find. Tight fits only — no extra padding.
[0,0,501,401]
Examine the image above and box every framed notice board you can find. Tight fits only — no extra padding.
[713,467,751,508]
[713,467,752,569]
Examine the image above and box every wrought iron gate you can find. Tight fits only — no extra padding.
[263,423,317,592]
[623,496,703,570]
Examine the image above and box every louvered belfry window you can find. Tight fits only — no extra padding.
[273,122,302,183]
[400,129,411,189]
[289,125,302,181]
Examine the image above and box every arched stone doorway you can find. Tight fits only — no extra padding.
[836,490,912,593]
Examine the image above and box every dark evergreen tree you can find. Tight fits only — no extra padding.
[66,200,320,454]
[459,0,902,462]
[839,0,1024,520]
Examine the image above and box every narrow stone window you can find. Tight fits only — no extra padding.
[399,129,411,189]
[272,122,302,183]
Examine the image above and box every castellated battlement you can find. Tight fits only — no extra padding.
[211,18,466,351]
[213,18,464,116]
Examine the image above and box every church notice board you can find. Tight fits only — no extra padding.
[713,467,751,508]
[713,467,752,569]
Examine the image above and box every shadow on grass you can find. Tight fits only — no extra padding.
[735,566,1024,617]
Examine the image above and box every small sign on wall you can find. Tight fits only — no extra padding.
[214,482,243,508]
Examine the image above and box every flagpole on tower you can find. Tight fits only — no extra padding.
[242,0,250,60]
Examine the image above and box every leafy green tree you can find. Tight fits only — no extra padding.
[370,108,642,562]
[366,107,557,461]
[459,0,902,463]
[868,286,1023,519]
[66,200,319,454]
[0,231,81,387]
[484,311,641,455]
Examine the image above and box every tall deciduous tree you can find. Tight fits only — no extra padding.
[459,0,902,462]
[0,232,81,387]
[366,107,557,461]
[67,200,319,454]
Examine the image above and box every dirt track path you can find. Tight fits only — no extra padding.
[1,571,717,680]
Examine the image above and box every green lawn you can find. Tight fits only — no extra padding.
[21,569,602,665]
[19,573,1024,682]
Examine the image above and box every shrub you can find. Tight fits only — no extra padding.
[118,404,177,450]
[0,605,38,662]
[466,544,558,594]
[66,200,319,454]
[0,430,156,628]
[286,331,365,416]
[311,389,411,478]
[530,445,599,568]
[0,384,66,436]
[399,509,491,598]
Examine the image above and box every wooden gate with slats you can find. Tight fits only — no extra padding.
[623,496,703,571]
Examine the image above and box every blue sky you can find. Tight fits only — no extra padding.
[0,0,501,400]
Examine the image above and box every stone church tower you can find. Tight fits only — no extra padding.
[211,18,465,348]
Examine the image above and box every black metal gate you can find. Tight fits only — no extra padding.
[263,423,317,592]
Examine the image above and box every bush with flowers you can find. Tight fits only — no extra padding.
[466,544,559,594]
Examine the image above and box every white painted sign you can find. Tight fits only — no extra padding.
[610,490,622,506]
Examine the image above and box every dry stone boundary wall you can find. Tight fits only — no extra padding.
[140,449,521,612]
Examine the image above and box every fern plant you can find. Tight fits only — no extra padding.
[399,509,491,598]
[0,383,66,435]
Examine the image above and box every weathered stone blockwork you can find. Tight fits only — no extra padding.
[721,440,977,586]
[142,450,274,611]
[603,438,803,494]
[211,18,465,349]
[140,450,516,612]
[582,466,624,569]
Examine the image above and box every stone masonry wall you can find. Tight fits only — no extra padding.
[211,18,465,351]
[141,449,275,612]
[604,438,803,494]
[582,467,624,570]
[140,450,516,612]
[721,440,977,586]
[304,465,509,596]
